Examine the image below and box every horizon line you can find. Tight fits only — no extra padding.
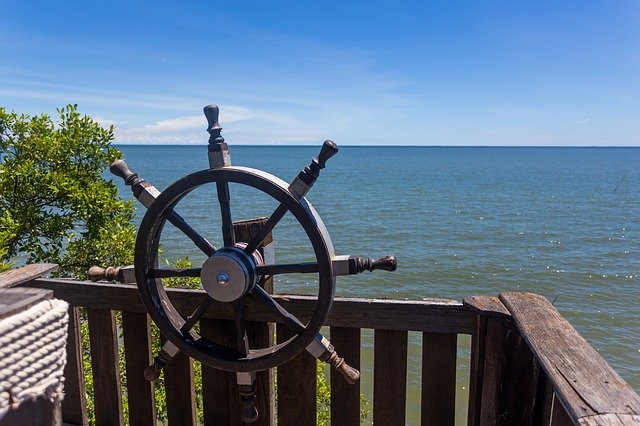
[112,143,640,148]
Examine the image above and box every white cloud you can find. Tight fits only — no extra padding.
[574,118,592,124]
[94,117,128,126]
[114,106,261,143]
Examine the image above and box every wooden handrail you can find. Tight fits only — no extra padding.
[24,278,475,334]
[499,292,640,425]
[0,263,57,288]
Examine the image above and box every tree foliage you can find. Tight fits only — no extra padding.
[0,104,135,276]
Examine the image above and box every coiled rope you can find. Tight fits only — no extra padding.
[0,299,68,418]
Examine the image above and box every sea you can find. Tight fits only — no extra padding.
[115,144,639,424]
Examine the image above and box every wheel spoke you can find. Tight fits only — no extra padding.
[149,267,201,279]
[251,284,304,333]
[165,209,216,256]
[180,296,213,334]
[216,182,236,247]
[243,204,288,254]
[255,262,319,276]
[233,298,250,357]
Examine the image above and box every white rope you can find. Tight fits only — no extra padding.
[0,298,68,419]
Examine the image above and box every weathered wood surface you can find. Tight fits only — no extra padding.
[0,287,52,319]
[26,278,474,334]
[373,329,408,426]
[161,335,197,426]
[330,327,361,426]
[276,324,317,426]
[200,318,236,423]
[61,306,88,425]
[122,312,156,425]
[0,263,57,288]
[86,308,123,426]
[479,318,538,425]
[532,370,554,425]
[467,313,487,426]
[465,295,539,426]
[577,413,640,425]
[551,394,575,426]
[234,218,276,425]
[500,292,640,424]
[463,296,511,320]
[200,316,274,425]
[421,332,457,425]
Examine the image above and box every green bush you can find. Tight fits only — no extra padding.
[0,104,135,275]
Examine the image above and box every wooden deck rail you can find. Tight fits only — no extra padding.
[4,264,639,425]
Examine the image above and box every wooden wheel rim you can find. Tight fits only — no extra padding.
[135,166,335,372]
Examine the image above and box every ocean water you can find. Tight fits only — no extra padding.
[115,144,639,423]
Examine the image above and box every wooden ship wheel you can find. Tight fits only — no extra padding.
[106,105,397,422]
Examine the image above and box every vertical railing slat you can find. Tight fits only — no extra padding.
[61,306,88,425]
[467,314,487,426]
[421,332,457,425]
[86,308,123,426]
[532,370,554,425]
[277,324,317,426]
[330,327,361,426]
[200,318,237,423]
[122,311,156,425]
[373,329,408,426]
[161,335,196,426]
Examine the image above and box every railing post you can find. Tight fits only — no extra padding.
[373,329,408,426]
[330,326,361,426]
[122,312,156,425]
[463,296,539,426]
[200,218,275,425]
[421,332,457,425]
[86,308,124,426]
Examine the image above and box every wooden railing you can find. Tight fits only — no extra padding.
[5,264,640,425]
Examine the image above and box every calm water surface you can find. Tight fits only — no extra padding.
[115,145,639,424]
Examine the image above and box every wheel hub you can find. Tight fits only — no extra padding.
[201,246,262,302]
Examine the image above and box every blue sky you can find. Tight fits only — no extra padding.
[1,1,639,146]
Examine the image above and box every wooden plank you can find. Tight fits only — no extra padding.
[61,306,88,425]
[421,332,457,425]
[373,329,408,426]
[0,287,52,319]
[27,278,474,334]
[578,413,640,425]
[551,394,574,426]
[86,308,123,426]
[201,317,273,425]
[500,292,640,423]
[161,335,197,426]
[463,296,511,320]
[277,324,316,426]
[467,314,487,426]
[330,327,361,426]
[122,312,156,425]
[234,218,275,425]
[475,318,539,426]
[200,318,236,424]
[0,263,57,288]
[532,370,554,426]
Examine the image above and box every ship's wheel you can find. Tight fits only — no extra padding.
[108,105,396,422]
